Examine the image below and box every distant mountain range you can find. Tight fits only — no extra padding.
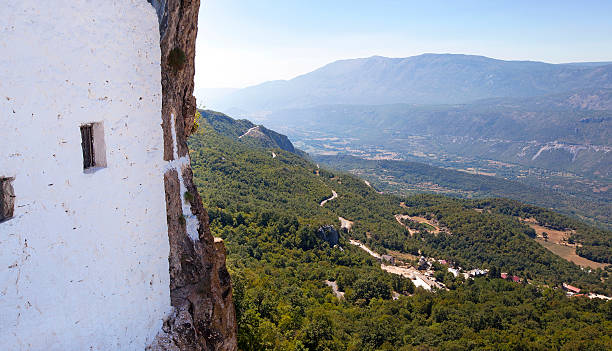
[210,54,612,112]
[204,54,612,180]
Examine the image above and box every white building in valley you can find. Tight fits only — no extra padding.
[1,1,174,349]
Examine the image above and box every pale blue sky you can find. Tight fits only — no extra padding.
[195,0,612,89]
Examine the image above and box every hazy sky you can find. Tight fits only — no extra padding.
[195,0,612,90]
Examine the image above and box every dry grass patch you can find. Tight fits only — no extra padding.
[536,239,608,269]
[520,217,573,245]
[338,217,353,231]
[388,250,419,263]
[520,218,609,269]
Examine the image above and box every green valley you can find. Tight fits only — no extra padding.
[188,112,612,350]
[314,155,612,229]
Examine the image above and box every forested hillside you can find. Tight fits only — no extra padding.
[188,115,611,350]
[315,155,612,228]
[200,109,297,153]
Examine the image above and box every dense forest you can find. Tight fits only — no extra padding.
[188,115,612,350]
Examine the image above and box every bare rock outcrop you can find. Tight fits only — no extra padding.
[147,1,237,350]
[317,225,339,246]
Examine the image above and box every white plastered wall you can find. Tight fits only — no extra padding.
[0,1,172,350]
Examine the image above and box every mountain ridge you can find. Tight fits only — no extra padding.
[211,53,612,113]
[199,109,297,153]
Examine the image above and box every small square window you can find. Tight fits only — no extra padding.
[80,122,107,171]
[0,177,15,222]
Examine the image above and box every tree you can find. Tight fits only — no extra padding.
[351,275,392,303]
[302,312,333,351]
[489,266,500,279]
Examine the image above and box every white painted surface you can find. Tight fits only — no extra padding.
[0,1,172,350]
[167,112,200,242]
[91,121,108,168]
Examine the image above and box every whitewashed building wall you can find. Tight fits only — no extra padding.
[0,1,173,349]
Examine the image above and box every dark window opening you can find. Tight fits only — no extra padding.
[0,177,15,223]
[80,122,107,171]
[81,124,95,169]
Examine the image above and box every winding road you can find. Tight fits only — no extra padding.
[320,190,338,206]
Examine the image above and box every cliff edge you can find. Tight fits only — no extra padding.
[147,1,237,350]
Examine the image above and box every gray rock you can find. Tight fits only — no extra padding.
[317,225,339,246]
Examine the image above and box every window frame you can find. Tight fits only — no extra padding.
[80,122,107,172]
[80,124,95,169]
[0,177,15,223]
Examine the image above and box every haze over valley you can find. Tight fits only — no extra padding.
[202,54,612,227]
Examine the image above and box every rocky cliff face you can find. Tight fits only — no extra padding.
[147,1,237,350]
[317,225,339,246]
